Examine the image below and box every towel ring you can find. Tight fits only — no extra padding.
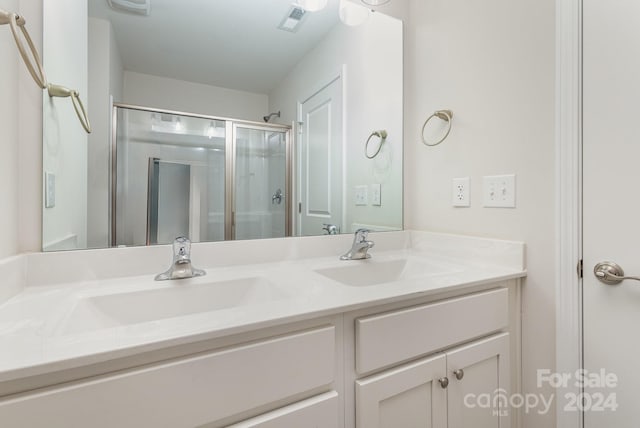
[421,109,453,147]
[48,84,92,134]
[1,10,47,89]
[365,130,388,159]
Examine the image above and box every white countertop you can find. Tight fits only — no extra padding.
[0,231,526,384]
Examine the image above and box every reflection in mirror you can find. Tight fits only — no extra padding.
[42,0,403,251]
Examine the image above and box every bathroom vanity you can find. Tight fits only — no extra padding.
[0,231,525,427]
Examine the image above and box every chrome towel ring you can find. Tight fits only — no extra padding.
[421,109,453,147]
[365,130,388,159]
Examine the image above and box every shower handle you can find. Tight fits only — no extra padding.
[272,188,284,205]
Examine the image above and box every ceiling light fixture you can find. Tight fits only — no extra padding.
[339,0,370,26]
[296,0,328,12]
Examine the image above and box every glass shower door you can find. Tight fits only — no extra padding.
[233,124,289,240]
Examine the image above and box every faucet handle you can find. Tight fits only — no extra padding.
[354,228,371,242]
[173,236,191,259]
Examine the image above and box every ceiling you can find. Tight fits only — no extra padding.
[89,0,341,94]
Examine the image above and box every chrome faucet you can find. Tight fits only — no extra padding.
[322,223,340,235]
[340,229,375,260]
[155,237,206,281]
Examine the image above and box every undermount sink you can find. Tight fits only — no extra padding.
[57,277,288,335]
[314,258,454,287]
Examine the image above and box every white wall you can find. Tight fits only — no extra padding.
[42,0,88,251]
[87,17,124,248]
[17,0,43,255]
[122,71,269,122]
[269,12,403,233]
[403,0,556,427]
[0,0,20,259]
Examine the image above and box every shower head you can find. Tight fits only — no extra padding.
[263,111,281,122]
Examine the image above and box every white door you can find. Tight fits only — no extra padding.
[355,354,447,428]
[298,76,343,236]
[446,334,510,428]
[583,1,640,425]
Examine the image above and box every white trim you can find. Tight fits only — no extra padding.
[555,0,583,427]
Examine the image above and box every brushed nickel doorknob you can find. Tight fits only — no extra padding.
[594,261,640,285]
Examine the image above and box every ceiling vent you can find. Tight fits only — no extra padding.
[278,6,307,33]
[107,0,151,16]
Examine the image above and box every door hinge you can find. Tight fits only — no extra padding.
[577,259,583,279]
[298,202,302,213]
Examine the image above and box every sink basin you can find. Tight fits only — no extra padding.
[314,258,454,287]
[58,277,288,335]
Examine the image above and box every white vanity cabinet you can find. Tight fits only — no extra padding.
[228,391,340,428]
[0,283,520,428]
[348,286,518,428]
[355,333,510,428]
[0,325,340,428]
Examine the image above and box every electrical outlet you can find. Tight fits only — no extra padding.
[354,185,368,206]
[452,177,470,207]
[371,184,381,206]
[483,174,516,208]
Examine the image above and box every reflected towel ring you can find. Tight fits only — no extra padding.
[421,109,453,147]
[365,130,388,159]
[1,10,47,89]
[48,84,92,134]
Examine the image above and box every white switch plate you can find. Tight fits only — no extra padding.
[483,174,516,208]
[45,172,56,208]
[354,185,368,206]
[452,177,470,207]
[371,184,381,206]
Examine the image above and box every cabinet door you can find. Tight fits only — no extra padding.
[355,354,447,428]
[446,333,510,428]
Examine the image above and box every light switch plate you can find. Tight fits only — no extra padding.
[354,185,368,206]
[483,174,516,208]
[452,177,470,207]
[371,184,381,206]
[45,172,56,208]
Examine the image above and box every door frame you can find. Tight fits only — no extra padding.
[556,1,583,428]
[295,65,347,236]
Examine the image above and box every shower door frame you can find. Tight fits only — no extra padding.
[230,122,293,240]
[110,103,292,246]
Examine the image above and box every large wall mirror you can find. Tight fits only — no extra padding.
[42,0,403,251]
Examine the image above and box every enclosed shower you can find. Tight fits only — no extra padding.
[111,105,291,246]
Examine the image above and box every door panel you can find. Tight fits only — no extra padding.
[446,333,510,428]
[299,77,343,236]
[355,353,447,428]
[233,125,288,240]
[583,1,640,426]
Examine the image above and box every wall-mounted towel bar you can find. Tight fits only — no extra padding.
[1,8,91,134]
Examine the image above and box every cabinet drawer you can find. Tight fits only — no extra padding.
[356,288,508,373]
[0,326,335,428]
[228,391,339,428]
